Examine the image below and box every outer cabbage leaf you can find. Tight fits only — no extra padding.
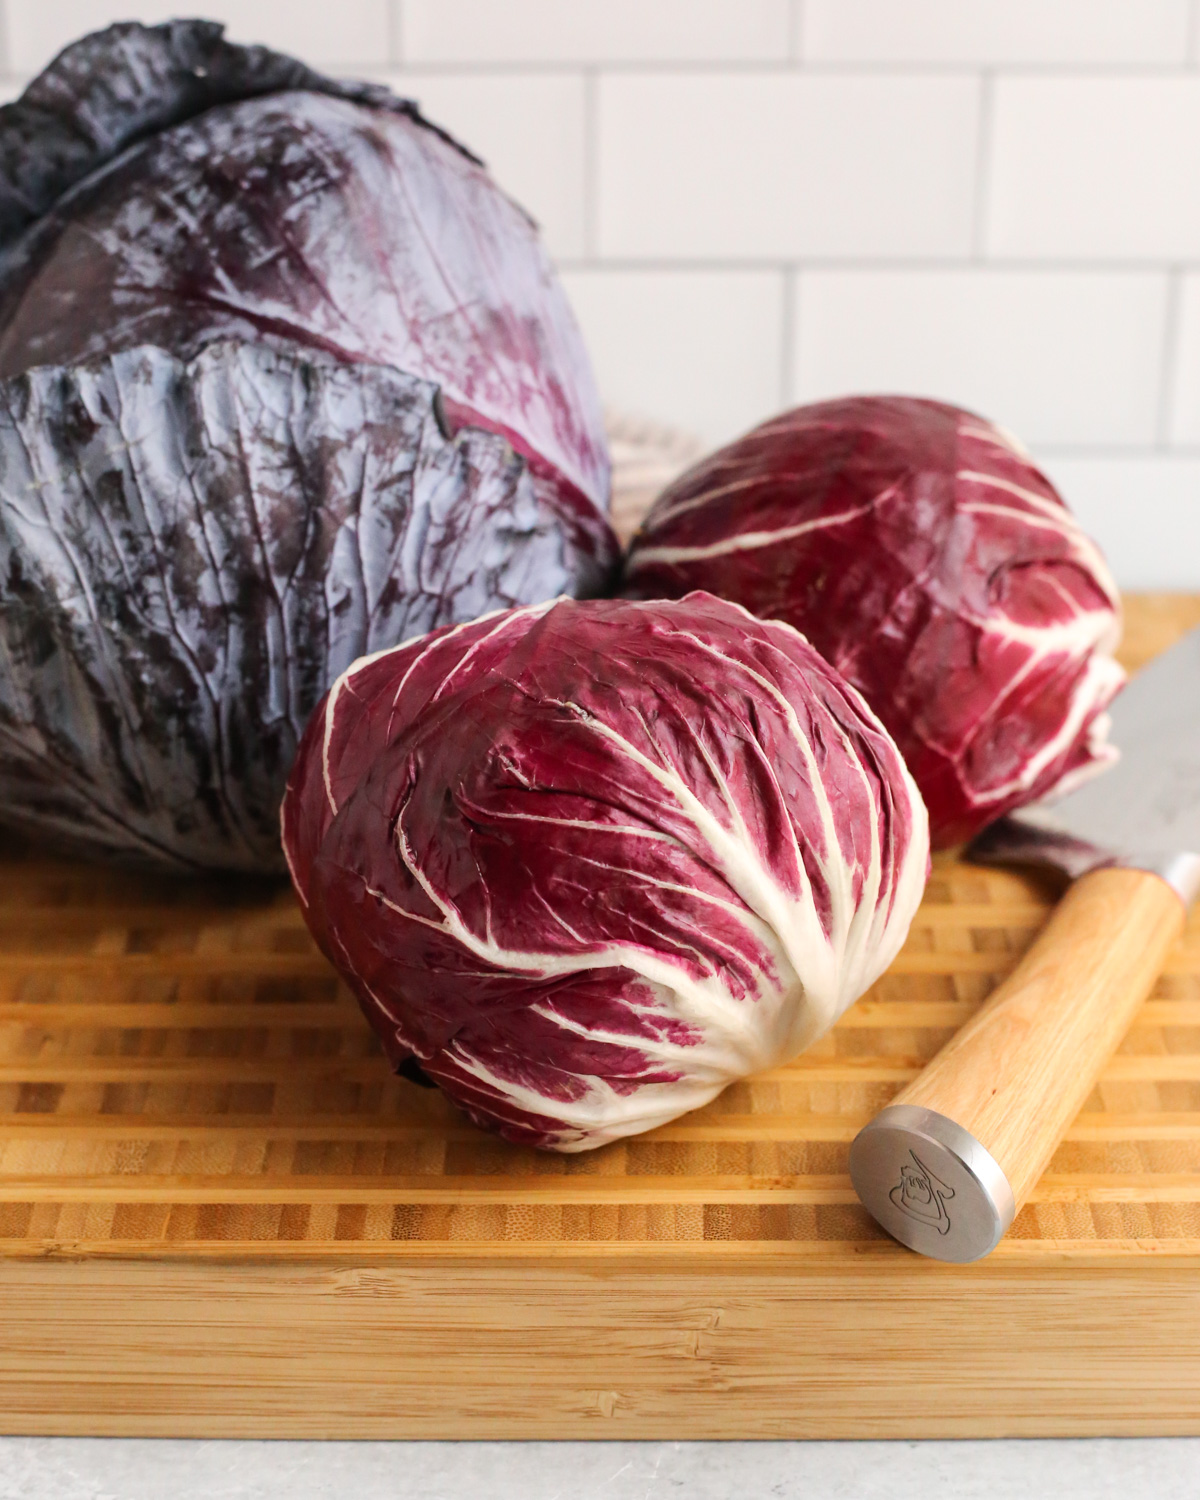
[0,18,423,253]
[0,22,616,868]
[0,24,610,535]
[623,397,1124,847]
[282,593,929,1151]
[0,341,590,869]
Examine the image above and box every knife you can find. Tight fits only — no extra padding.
[848,623,1200,1262]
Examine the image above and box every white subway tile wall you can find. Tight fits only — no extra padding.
[791,270,1169,446]
[802,1,1193,66]
[596,73,980,260]
[988,78,1200,259]
[561,269,787,446]
[1168,273,1200,445]
[400,0,793,65]
[6,1,394,70]
[3,0,1200,584]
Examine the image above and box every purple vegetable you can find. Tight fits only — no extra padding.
[282,593,929,1151]
[0,21,615,869]
[623,398,1124,847]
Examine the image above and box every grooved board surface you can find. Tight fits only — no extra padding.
[3,592,1200,1438]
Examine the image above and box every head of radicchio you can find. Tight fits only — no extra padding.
[282,592,929,1151]
[0,20,616,870]
[623,397,1124,847]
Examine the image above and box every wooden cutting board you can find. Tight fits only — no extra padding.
[3,593,1200,1440]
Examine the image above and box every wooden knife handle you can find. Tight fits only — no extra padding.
[849,867,1185,1261]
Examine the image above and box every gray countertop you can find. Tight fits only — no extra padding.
[3,1438,1200,1500]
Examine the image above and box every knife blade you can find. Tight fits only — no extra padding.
[848,623,1200,1262]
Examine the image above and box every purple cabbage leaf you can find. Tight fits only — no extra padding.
[0,20,616,869]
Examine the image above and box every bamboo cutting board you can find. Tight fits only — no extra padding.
[3,593,1200,1440]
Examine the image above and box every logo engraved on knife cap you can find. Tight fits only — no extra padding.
[889,1150,954,1234]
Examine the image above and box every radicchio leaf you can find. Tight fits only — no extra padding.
[282,593,929,1151]
[623,397,1124,847]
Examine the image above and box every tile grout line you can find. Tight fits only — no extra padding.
[325,60,1200,77]
[388,0,404,68]
[789,0,805,64]
[582,66,599,261]
[552,256,1190,274]
[1157,266,1185,449]
[779,267,797,408]
[970,70,995,261]
[1036,445,1200,458]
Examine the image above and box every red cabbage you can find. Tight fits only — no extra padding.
[282,593,929,1151]
[623,398,1124,847]
[0,22,615,869]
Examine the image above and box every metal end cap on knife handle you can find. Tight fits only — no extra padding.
[848,1105,1016,1263]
